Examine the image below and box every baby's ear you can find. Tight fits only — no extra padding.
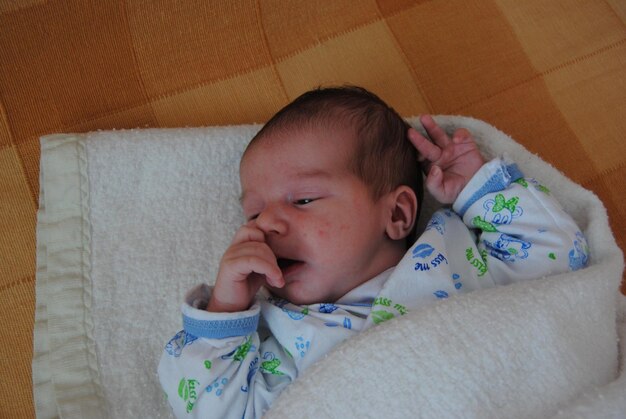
[385,186,418,241]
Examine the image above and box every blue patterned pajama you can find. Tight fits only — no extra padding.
[158,157,588,418]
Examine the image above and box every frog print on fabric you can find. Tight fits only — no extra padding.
[221,336,256,362]
[260,352,286,376]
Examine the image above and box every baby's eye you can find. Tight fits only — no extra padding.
[294,198,316,206]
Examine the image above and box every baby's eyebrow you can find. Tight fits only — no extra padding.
[292,169,333,180]
[239,170,332,204]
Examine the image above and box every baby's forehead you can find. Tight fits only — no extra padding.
[246,121,359,153]
[240,125,358,177]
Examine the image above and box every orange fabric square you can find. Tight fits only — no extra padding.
[0,8,62,142]
[260,0,379,60]
[68,104,158,133]
[496,0,626,72]
[153,68,287,127]
[386,0,538,113]
[126,0,272,99]
[461,77,597,185]
[544,43,626,172]
[0,2,147,140]
[0,147,37,282]
[277,22,430,116]
[0,0,44,14]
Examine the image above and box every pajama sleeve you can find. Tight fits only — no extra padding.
[452,157,589,284]
[158,284,294,419]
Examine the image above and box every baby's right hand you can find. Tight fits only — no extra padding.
[207,222,284,312]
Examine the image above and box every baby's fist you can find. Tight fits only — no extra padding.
[207,223,283,312]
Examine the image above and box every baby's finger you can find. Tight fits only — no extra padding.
[420,115,451,148]
[451,128,472,144]
[407,127,441,163]
[425,165,452,204]
[231,223,265,245]
[225,250,283,287]
[425,165,443,196]
[231,241,284,284]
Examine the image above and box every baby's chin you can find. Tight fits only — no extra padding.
[266,284,330,306]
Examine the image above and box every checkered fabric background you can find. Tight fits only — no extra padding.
[1,1,624,416]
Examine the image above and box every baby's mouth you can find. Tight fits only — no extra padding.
[276,258,302,275]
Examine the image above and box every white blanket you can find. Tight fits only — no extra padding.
[33,117,625,418]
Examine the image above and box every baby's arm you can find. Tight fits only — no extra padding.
[159,225,292,418]
[409,115,587,282]
[158,286,294,418]
[453,159,588,283]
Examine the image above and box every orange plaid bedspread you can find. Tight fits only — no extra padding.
[1,1,624,416]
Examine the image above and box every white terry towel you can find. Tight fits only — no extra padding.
[33,117,625,418]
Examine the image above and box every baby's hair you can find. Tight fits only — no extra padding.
[246,86,424,217]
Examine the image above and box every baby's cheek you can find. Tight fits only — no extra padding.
[329,222,352,236]
[316,222,334,238]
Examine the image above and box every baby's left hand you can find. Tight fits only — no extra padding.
[408,115,485,204]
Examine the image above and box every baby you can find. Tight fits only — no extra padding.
[159,86,588,418]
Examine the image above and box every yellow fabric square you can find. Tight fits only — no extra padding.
[153,68,287,126]
[16,138,40,202]
[260,0,379,60]
[0,99,11,148]
[606,0,626,23]
[276,21,430,116]
[127,0,272,99]
[496,0,625,72]
[544,43,626,172]
[387,0,538,113]
[0,147,37,282]
[461,78,598,185]
[0,277,35,419]
[377,0,430,17]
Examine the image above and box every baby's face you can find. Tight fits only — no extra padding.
[239,126,401,305]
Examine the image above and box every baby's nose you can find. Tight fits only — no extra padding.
[255,207,288,236]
